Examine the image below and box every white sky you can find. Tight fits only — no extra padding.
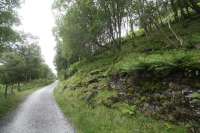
[18,0,57,74]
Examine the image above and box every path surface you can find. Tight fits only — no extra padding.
[0,81,75,133]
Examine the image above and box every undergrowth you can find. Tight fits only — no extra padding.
[55,83,187,133]
[55,19,200,132]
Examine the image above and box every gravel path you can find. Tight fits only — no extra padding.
[0,81,75,133]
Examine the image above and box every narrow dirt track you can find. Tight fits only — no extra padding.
[0,81,75,133]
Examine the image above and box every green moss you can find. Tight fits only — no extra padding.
[113,102,137,116]
[191,92,200,99]
[189,33,200,44]
[113,50,200,74]
[56,19,200,133]
[94,90,117,105]
[55,82,187,133]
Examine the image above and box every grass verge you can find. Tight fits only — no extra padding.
[55,82,187,133]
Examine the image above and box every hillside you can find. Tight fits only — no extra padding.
[55,18,200,133]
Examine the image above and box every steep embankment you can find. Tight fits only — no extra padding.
[55,20,200,133]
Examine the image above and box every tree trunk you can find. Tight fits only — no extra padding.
[17,82,21,91]
[11,84,14,95]
[4,84,8,98]
[168,22,183,47]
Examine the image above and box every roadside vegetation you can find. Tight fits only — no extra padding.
[55,48,200,133]
[0,79,53,118]
[55,84,186,133]
[0,0,55,119]
[53,0,200,132]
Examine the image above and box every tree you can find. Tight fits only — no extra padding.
[0,51,25,97]
[0,42,55,97]
[0,0,21,52]
[97,0,131,50]
[53,0,200,77]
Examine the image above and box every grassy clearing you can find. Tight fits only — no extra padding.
[55,83,187,133]
[0,79,53,118]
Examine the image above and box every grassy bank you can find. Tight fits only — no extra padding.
[55,82,187,133]
[0,79,53,118]
[55,49,200,132]
[55,19,200,132]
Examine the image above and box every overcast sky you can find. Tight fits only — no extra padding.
[18,0,57,74]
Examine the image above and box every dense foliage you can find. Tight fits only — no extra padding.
[0,0,21,52]
[53,0,200,131]
[0,0,55,97]
[53,0,200,77]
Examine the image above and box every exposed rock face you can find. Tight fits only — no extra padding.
[70,66,200,132]
[109,72,200,132]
